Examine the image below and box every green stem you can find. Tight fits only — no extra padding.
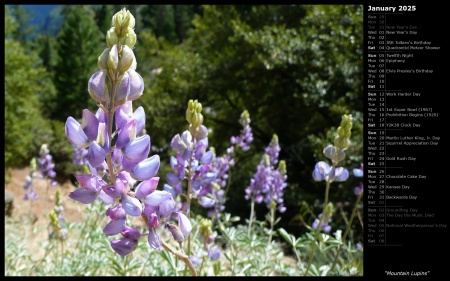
[248,200,255,237]
[161,240,197,276]
[304,179,331,276]
[268,206,275,244]
[329,191,363,272]
[224,166,232,201]
[198,255,206,276]
[60,239,64,270]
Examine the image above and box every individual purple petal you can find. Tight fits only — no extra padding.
[121,157,138,172]
[312,161,330,181]
[116,119,137,149]
[115,106,130,132]
[76,174,102,192]
[148,228,162,251]
[131,155,160,181]
[194,141,206,160]
[182,148,192,161]
[177,212,192,238]
[121,226,141,240]
[88,70,107,103]
[135,177,159,200]
[65,117,90,148]
[134,106,146,135]
[197,125,208,140]
[332,167,349,182]
[169,155,177,170]
[122,135,150,162]
[159,197,175,218]
[163,183,177,198]
[190,255,200,267]
[191,180,202,192]
[181,131,192,147]
[202,172,216,184]
[126,69,144,101]
[144,190,172,206]
[114,178,127,196]
[354,182,363,196]
[353,168,363,177]
[118,171,137,187]
[208,246,221,260]
[81,109,100,142]
[95,107,108,124]
[88,141,106,167]
[111,238,138,256]
[103,217,126,236]
[323,144,346,163]
[201,150,213,165]
[68,188,97,204]
[198,196,215,208]
[166,172,180,186]
[116,72,131,104]
[99,191,113,205]
[122,195,142,216]
[103,185,121,199]
[143,204,158,219]
[106,204,127,220]
[148,212,159,228]
[170,134,184,151]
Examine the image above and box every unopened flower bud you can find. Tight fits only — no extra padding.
[200,218,213,239]
[334,114,353,150]
[271,134,279,146]
[278,160,286,176]
[263,154,270,167]
[108,45,119,73]
[324,202,334,219]
[106,27,118,48]
[118,45,134,74]
[30,157,37,171]
[166,222,184,242]
[323,144,346,165]
[186,99,204,128]
[239,110,251,127]
[123,28,136,48]
[88,70,109,104]
[113,8,134,37]
[269,201,277,210]
[98,48,110,70]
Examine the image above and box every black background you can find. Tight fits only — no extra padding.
[364,2,448,279]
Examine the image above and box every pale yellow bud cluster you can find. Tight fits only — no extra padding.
[334,114,353,151]
[186,99,204,129]
[199,218,213,239]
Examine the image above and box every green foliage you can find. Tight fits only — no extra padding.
[139,5,199,44]
[52,5,103,120]
[5,206,362,276]
[4,7,56,168]
[137,5,364,233]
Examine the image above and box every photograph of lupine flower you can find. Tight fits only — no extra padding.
[4,5,363,276]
